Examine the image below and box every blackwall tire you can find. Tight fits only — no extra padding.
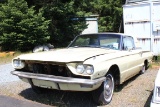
[92,74,115,105]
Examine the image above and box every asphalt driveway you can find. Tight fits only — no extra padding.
[0,63,51,107]
[0,95,51,107]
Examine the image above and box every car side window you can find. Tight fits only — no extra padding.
[123,36,134,50]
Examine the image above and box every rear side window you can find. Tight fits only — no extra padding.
[123,36,135,50]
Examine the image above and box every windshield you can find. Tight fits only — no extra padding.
[69,34,121,50]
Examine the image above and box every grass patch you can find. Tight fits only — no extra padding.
[150,55,160,69]
[0,51,22,65]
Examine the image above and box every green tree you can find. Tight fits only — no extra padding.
[27,0,87,47]
[25,0,125,48]
[72,0,125,32]
[0,0,125,50]
[0,0,50,51]
[94,0,125,32]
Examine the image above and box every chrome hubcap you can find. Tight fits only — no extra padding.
[105,84,110,96]
[142,65,145,73]
[104,74,114,101]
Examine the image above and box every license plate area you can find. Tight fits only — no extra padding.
[32,79,59,89]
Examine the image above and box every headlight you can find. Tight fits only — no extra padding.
[12,59,25,69]
[152,86,160,103]
[85,66,94,75]
[76,64,85,74]
[76,64,94,75]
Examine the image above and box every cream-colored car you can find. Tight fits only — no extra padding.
[11,33,153,105]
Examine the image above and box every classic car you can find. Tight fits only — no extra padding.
[11,33,153,105]
[151,68,160,107]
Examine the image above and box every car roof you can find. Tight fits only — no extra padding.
[80,32,133,38]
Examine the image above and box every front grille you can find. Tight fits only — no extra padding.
[27,63,71,77]
[24,62,90,79]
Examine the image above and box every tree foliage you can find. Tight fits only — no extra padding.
[25,0,87,47]
[42,1,87,47]
[25,0,125,47]
[0,0,51,51]
[70,0,125,32]
[0,0,126,51]
[91,0,125,32]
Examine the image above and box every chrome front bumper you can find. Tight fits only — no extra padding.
[11,71,105,91]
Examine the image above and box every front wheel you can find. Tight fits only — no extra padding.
[140,61,148,74]
[92,74,115,105]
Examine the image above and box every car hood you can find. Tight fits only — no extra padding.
[15,48,117,63]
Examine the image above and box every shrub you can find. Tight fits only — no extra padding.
[0,0,51,51]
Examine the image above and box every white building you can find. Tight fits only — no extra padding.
[123,0,160,55]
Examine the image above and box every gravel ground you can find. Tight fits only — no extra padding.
[0,63,159,107]
[0,63,20,83]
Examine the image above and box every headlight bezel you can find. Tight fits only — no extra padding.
[12,59,25,69]
[76,64,94,75]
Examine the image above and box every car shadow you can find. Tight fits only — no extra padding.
[19,88,97,107]
[144,90,153,107]
[19,71,151,107]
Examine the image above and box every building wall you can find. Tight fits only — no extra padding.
[123,1,160,54]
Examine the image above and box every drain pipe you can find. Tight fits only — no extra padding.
[150,0,154,53]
